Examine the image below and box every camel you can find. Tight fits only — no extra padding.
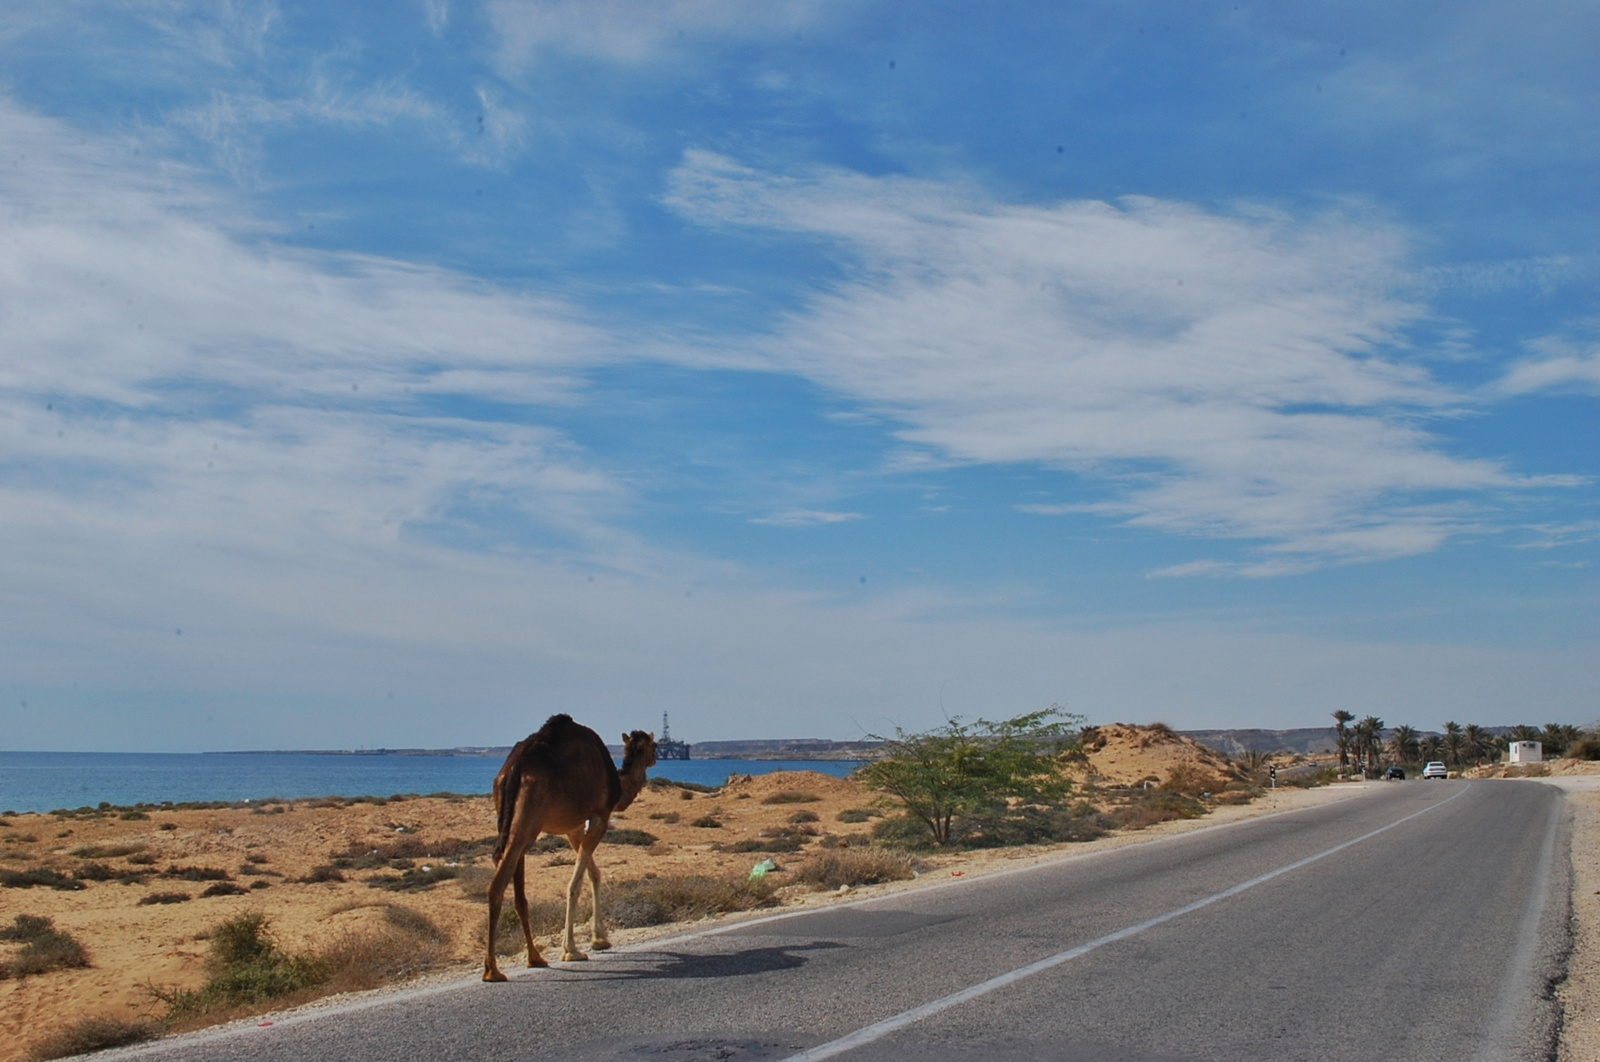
[483,714,657,981]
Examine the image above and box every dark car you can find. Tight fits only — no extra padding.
[1384,766,1406,780]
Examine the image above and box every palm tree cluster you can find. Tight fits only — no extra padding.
[1327,713,1592,774]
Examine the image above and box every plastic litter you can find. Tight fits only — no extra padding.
[748,858,778,881]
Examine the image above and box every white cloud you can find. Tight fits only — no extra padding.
[666,150,1538,570]
[488,0,836,66]
[750,509,863,527]
[1496,338,1600,397]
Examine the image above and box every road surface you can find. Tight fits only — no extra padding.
[120,780,1569,1062]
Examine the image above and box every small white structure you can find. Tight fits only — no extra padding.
[1509,740,1542,764]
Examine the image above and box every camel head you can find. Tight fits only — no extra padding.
[621,730,657,771]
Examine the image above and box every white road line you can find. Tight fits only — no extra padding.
[780,783,1475,1062]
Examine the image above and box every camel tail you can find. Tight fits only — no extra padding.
[493,758,522,864]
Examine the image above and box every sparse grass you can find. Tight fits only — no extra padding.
[317,905,449,991]
[963,804,1111,847]
[689,814,723,828]
[74,862,149,884]
[0,915,90,978]
[787,809,820,824]
[366,865,460,892]
[1506,763,1551,778]
[794,849,915,890]
[1570,735,1600,761]
[647,811,681,823]
[0,866,85,890]
[760,790,820,805]
[26,1016,159,1060]
[70,843,146,859]
[605,828,658,846]
[139,892,191,905]
[330,836,492,870]
[718,836,804,854]
[299,865,346,883]
[836,808,876,823]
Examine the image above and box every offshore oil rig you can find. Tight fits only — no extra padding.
[657,712,691,760]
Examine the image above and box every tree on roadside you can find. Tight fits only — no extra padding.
[1462,724,1496,764]
[860,706,1083,845]
[1442,722,1466,766]
[1541,723,1581,757]
[1388,725,1420,766]
[1355,716,1386,777]
[1332,710,1356,772]
[1419,733,1445,763]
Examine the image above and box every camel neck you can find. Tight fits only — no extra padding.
[613,760,649,812]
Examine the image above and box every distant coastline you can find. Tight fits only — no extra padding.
[218,739,886,761]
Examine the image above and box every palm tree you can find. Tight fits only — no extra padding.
[1509,724,1541,743]
[1355,716,1385,777]
[1388,725,1420,766]
[1542,723,1581,757]
[1332,710,1356,771]
[1442,721,1466,766]
[1462,724,1497,765]
[1419,733,1444,763]
[1238,749,1273,780]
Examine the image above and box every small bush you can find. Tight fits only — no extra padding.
[70,843,145,859]
[964,804,1110,847]
[158,822,178,831]
[0,867,85,891]
[761,791,820,805]
[300,865,346,884]
[120,810,149,821]
[140,892,191,905]
[152,913,328,1019]
[718,836,804,854]
[836,808,876,823]
[1570,735,1600,761]
[164,866,231,882]
[26,1017,158,1060]
[606,828,658,847]
[689,815,723,828]
[0,915,90,978]
[787,810,820,824]
[648,811,681,823]
[794,849,915,890]
[606,874,777,928]
[1108,792,1205,831]
[201,882,250,898]
[245,853,270,864]
[871,815,936,849]
[647,777,717,794]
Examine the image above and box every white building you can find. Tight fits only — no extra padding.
[1509,740,1542,764]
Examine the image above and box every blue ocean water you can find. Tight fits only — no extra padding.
[0,752,864,815]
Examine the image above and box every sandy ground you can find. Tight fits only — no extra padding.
[0,767,1361,1062]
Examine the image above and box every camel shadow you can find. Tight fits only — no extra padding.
[561,940,847,982]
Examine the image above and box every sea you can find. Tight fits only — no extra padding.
[0,751,865,815]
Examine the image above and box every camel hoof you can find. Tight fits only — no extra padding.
[483,969,508,983]
[590,939,612,951]
[527,955,549,968]
[562,949,588,962]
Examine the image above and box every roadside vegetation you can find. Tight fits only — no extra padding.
[1329,712,1597,778]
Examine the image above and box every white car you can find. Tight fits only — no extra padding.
[1422,761,1449,779]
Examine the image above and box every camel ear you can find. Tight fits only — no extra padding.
[622,732,630,745]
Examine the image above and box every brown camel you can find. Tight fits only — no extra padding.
[483,713,656,981]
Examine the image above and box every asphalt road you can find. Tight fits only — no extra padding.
[119,781,1570,1062]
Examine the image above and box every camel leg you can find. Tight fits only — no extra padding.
[512,856,545,968]
[483,813,543,982]
[560,840,591,961]
[579,827,610,950]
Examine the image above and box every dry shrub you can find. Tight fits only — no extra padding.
[787,810,820,824]
[0,915,90,978]
[836,808,875,823]
[70,843,145,859]
[648,811,681,823]
[299,865,346,883]
[689,814,723,828]
[318,906,450,991]
[1109,792,1205,831]
[1570,735,1600,761]
[718,836,804,854]
[606,874,776,928]
[27,1017,158,1060]
[794,849,914,890]
[605,828,659,846]
[761,790,820,805]
[1505,763,1551,778]
[366,865,459,892]
[151,913,328,1019]
[163,866,231,882]
[200,882,250,898]
[0,867,84,891]
[139,892,191,905]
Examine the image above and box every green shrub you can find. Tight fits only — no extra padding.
[1108,792,1205,830]
[963,803,1110,847]
[870,815,936,849]
[0,915,90,978]
[151,913,328,1018]
[787,810,820,824]
[1570,735,1600,761]
[836,808,876,823]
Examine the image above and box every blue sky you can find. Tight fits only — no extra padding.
[1,1,1595,752]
